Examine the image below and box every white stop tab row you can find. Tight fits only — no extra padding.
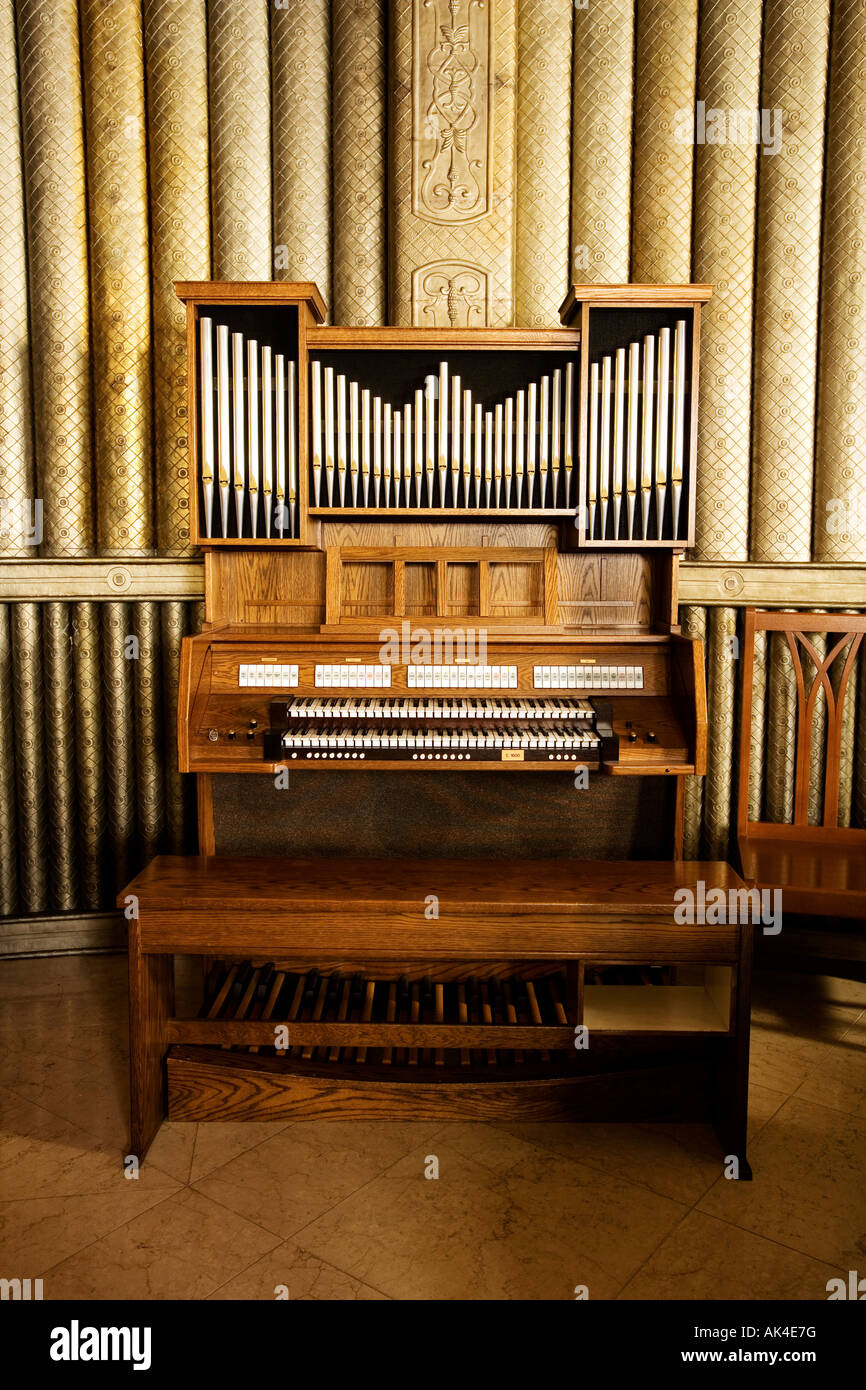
[315,664,392,687]
[238,663,299,688]
[407,665,519,689]
[533,664,644,690]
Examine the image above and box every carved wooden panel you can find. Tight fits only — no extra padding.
[412,0,492,223]
[411,260,490,326]
[390,0,517,326]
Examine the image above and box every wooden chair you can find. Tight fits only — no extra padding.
[737,611,866,942]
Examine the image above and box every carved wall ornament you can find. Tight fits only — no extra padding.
[412,261,490,326]
[413,0,492,224]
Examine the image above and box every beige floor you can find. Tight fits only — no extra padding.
[1,953,864,1300]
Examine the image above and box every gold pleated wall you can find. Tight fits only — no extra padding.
[515,0,572,326]
[17,0,93,556]
[144,0,210,556]
[813,1,866,564]
[750,0,831,562]
[570,2,634,285]
[208,0,272,280]
[334,0,386,324]
[82,0,153,556]
[3,1,866,924]
[272,0,332,304]
[0,0,33,558]
[692,0,762,561]
[630,0,699,284]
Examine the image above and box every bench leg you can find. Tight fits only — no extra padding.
[127,923,173,1162]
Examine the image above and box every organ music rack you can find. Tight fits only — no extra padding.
[122,281,752,1173]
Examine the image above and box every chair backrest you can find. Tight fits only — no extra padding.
[738,609,866,836]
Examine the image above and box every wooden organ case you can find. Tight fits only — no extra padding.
[122,281,752,1174]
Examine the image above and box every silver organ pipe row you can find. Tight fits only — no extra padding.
[584,320,688,542]
[198,317,301,540]
[305,359,580,512]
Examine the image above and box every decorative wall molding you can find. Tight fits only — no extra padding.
[1,560,864,608]
[678,563,866,608]
[0,559,205,601]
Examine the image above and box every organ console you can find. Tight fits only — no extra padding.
[122,280,752,1175]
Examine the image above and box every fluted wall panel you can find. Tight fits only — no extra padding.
[11,604,48,912]
[42,602,78,910]
[764,628,798,824]
[82,0,153,556]
[0,0,34,558]
[813,0,866,564]
[161,601,189,852]
[272,0,332,306]
[72,601,107,911]
[0,608,17,913]
[17,0,92,556]
[805,629,828,826]
[570,1,634,285]
[102,601,137,893]
[680,604,706,858]
[515,0,572,326]
[208,0,272,279]
[144,0,210,556]
[631,0,699,283]
[334,0,386,324]
[704,607,738,858]
[692,0,762,561]
[747,628,767,822]
[750,0,831,562]
[133,603,165,862]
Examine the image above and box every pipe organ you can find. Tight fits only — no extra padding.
[121,281,752,1172]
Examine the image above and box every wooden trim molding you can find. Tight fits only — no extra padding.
[1,560,864,608]
[0,912,126,957]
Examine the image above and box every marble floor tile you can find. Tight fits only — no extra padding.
[620,1209,845,1301]
[297,1139,687,1301]
[193,1120,444,1239]
[42,1188,280,1301]
[746,1024,833,1098]
[500,1119,723,1205]
[698,1096,866,1269]
[208,1239,389,1300]
[0,1090,174,1200]
[147,1120,294,1186]
[0,1177,180,1276]
[792,1015,866,1119]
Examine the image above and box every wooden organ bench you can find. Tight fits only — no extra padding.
[121,279,753,1174]
[123,855,752,1174]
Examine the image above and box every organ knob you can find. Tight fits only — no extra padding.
[227,731,236,741]
[646,731,656,742]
